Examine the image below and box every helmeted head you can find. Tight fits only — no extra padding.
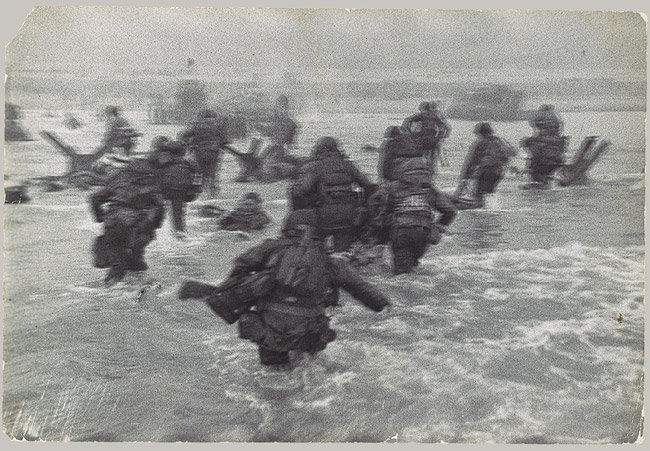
[199,109,218,119]
[244,192,262,204]
[474,122,493,137]
[312,136,340,157]
[419,101,431,112]
[282,208,321,237]
[105,105,120,117]
[384,125,402,139]
[540,104,555,111]
[151,135,171,152]
[162,140,186,156]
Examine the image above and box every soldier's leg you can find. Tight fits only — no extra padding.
[103,222,130,284]
[258,346,290,366]
[169,192,185,233]
[391,227,415,275]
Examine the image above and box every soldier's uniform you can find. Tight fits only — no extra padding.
[290,137,377,252]
[90,158,165,285]
[367,159,457,275]
[219,192,271,232]
[230,209,390,367]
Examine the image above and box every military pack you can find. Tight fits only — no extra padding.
[481,137,513,167]
[274,225,330,298]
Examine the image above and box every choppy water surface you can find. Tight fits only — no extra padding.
[2,106,645,443]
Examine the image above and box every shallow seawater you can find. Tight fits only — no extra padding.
[2,106,645,443]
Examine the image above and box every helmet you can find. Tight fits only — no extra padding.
[418,101,430,112]
[199,109,218,119]
[474,122,493,137]
[540,104,554,111]
[313,136,339,156]
[384,125,402,139]
[105,105,120,116]
[282,209,320,235]
[244,192,262,203]
[151,135,171,151]
[162,140,186,156]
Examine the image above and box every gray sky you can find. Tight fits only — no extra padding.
[4,7,647,76]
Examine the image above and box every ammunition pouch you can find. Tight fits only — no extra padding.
[238,311,266,342]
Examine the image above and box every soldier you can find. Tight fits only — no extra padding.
[179,109,229,198]
[256,95,301,182]
[530,104,563,137]
[290,136,377,253]
[149,138,201,238]
[377,125,423,182]
[199,208,391,369]
[219,192,271,233]
[522,105,568,187]
[458,122,517,206]
[402,101,451,174]
[90,158,165,286]
[102,106,140,156]
[367,158,457,275]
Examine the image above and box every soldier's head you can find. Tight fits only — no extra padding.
[162,140,186,156]
[105,105,120,117]
[474,122,493,137]
[313,136,340,156]
[419,101,431,112]
[282,208,321,238]
[239,192,263,211]
[199,109,218,119]
[540,104,555,111]
[151,136,171,151]
[384,126,402,139]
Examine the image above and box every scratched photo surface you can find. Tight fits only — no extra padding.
[2,7,645,443]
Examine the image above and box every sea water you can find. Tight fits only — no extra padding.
[2,104,645,443]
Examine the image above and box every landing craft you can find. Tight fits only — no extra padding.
[446,85,532,122]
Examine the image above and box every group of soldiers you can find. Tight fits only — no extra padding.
[89,97,568,369]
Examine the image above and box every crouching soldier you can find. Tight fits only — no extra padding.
[219,192,271,233]
[90,158,165,286]
[367,158,457,275]
[179,208,391,369]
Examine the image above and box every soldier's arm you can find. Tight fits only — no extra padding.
[460,141,482,179]
[329,257,390,312]
[430,188,458,227]
[230,239,284,277]
[89,186,114,222]
[289,164,318,207]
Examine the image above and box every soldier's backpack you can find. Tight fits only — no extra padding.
[160,161,202,201]
[481,137,512,167]
[392,157,432,186]
[274,225,330,298]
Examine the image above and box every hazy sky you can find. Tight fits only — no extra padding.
[4,7,647,76]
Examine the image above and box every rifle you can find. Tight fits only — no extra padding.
[179,268,275,324]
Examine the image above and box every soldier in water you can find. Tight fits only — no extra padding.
[90,158,165,286]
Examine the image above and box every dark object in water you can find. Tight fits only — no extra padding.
[5,121,33,141]
[451,179,484,210]
[557,136,610,186]
[179,269,275,324]
[197,204,226,218]
[42,181,66,192]
[40,131,114,175]
[5,185,30,204]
